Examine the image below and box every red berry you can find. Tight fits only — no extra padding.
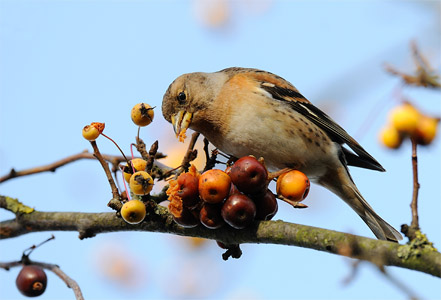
[229,156,268,195]
[173,207,200,228]
[16,265,47,297]
[253,189,278,220]
[177,173,200,209]
[200,203,225,229]
[221,194,256,229]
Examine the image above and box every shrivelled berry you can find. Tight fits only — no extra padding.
[229,156,268,195]
[198,169,231,204]
[200,203,225,229]
[221,194,256,229]
[16,265,47,297]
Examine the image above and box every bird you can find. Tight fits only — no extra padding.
[162,67,402,242]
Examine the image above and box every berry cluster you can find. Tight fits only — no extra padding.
[82,103,156,226]
[167,156,310,230]
[380,102,439,149]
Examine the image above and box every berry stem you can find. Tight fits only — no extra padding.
[101,133,130,165]
[22,235,55,258]
[120,169,131,202]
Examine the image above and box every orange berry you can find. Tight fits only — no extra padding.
[123,158,148,182]
[121,200,146,224]
[414,116,439,145]
[276,170,310,202]
[131,103,154,126]
[198,169,231,204]
[389,103,420,135]
[379,125,403,149]
[129,171,154,195]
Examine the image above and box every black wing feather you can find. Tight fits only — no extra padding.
[261,84,385,172]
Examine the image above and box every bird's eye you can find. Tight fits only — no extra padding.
[177,92,187,104]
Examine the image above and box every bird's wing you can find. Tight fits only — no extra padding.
[242,70,385,172]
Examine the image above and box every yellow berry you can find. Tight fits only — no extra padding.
[414,116,439,145]
[129,171,154,195]
[379,126,403,149]
[131,103,154,127]
[121,200,146,224]
[276,170,310,202]
[389,103,421,135]
[82,125,100,141]
[123,158,148,182]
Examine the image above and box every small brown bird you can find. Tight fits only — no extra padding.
[162,67,402,242]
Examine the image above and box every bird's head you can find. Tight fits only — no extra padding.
[162,71,228,140]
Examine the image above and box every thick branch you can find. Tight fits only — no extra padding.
[1,197,439,277]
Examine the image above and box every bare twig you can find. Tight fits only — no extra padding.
[0,260,84,300]
[90,141,120,200]
[384,42,441,89]
[203,138,219,172]
[178,132,200,175]
[377,266,420,300]
[146,140,159,174]
[410,138,420,231]
[0,151,170,184]
[135,137,149,161]
[0,151,91,183]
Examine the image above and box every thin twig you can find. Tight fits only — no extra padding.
[0,261,84,300]
[377,266,420,300]
[0,151,171,184]
[177,132,200,175]
[0,151,92,183]
[90,141,120,200]
[135,137,149,161]
[146,140,159,174]
[410,138,420,230]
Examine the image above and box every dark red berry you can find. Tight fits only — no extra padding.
[253,189,278,220]
[200,203,225,229]
[16,265,47,297]
[173,207,200,228]
[229,183,241,196]
[221,194,256,229]
[229,156,268,195]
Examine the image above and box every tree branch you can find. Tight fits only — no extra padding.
[0,151,170,184]
[1,196,439,278]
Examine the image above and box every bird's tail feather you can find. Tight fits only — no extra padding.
[319,166,403,242]
[351,186,403,242]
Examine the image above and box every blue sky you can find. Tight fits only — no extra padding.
[1,1,440,299]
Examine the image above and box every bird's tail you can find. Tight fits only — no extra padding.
[319,165,403,242]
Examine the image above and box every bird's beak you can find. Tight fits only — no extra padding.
[171,110,193,142]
